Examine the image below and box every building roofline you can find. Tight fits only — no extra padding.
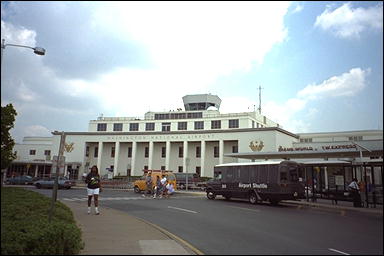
[52,127,299,138]
[297,129,383,136]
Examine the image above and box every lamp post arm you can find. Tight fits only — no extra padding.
[3,43,36,51]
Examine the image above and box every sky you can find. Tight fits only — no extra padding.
[1,1,383,143]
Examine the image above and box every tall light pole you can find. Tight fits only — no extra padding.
[1,38,46,183]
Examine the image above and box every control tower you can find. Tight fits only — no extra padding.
[182,94,221,111]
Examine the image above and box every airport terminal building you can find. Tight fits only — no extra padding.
[7,94,383,192]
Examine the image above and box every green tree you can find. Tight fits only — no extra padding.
[1,104,17,171]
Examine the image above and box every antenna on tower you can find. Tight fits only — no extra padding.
[257,85,263,114]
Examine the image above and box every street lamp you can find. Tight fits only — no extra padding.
[1,38,46,65]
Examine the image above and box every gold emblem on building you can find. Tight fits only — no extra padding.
[249,140,264,152]
[64,142,74,153]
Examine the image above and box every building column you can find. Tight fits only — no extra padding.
[165,141,171,170]
[201,140,206,176]
[219,139,224,165]
[34,165,38,178]
[97,141,103,173]
[131,141,137,176]
[324,167,328,189]
[148,141,154,170]
[183,141,189,173]
[113,141,120,177]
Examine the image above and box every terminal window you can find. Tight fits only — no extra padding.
[130,123,139,131]
[211,120,221,129]
[113,123,123,131]
[194,121,204,130]
[146,123,155,131]
[162,122,171,132]
[178,122,187,130]
[229,119,239,128]
[97,123,107,131]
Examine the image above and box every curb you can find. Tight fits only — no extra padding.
[282,200,383,216]
[133,216,204,255]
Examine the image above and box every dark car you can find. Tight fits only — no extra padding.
[5,175,34,185]
[174,173,201,189]
[34,177,74,189]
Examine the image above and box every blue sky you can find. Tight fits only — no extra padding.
[1,1,383,143]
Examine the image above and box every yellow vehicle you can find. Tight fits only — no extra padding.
[133,170,177,193]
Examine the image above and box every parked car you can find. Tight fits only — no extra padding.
[174,173,201,189]
[34,177,74,189]
[5,175,34,185]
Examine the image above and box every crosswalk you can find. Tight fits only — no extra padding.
[62,195,202,202]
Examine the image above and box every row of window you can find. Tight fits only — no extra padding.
[97,119,240,132]
[154,112,203,120]
[29,150,51,156]
[299,138,313,143]
[107,165,202,175]
[300,136,364,143]
[86,145,238,158]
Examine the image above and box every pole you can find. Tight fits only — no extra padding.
[186,157,190,191]
[49,132,66,222]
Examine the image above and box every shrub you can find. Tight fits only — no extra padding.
[1,187,83,255]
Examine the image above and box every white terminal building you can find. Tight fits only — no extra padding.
[8,94,383,196]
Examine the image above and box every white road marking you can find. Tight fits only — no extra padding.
[328,248,350,255]
[62,195,199,202]
[167,206,198,214]
[228,206,261,212]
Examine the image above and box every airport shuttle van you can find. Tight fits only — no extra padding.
[206,160,305,205]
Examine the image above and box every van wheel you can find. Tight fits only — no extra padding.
[249,192,258,204]
[270,199,280,205]
[207,191,216,200]
[134,186,140,193]
[36,183,42,189]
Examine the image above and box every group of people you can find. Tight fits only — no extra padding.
[145,172,175,199]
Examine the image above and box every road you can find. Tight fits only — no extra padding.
[25,186,383,255]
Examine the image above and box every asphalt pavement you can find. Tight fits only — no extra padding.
[61,184,382,255]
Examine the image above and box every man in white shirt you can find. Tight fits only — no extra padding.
[348,178,362,207]
[165,182,175,198]
[159,175,167,198]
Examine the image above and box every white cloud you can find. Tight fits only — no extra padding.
[58,2,291,117]
[24,125,51,137]
[227,67,370,133]
[1,20,36,46]
[292,4,304,14]
[314,3,383,39]
[297,68,369,99]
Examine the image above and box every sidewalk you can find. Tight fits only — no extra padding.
[62,200,199,255]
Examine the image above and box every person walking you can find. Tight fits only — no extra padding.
[85,165,102,214]
[160,174,167,198]
[144,171,153,197]
[348,178,362,208]
[153,176,162,199]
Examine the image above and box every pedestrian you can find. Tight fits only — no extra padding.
[160,174,167,198]
[153,176,162,199]
[165,181,175,198]
[85,165,102,214]
[144,171,153,197]
[348,178,362,208]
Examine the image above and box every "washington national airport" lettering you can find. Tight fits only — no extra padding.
[106,134,216,141]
